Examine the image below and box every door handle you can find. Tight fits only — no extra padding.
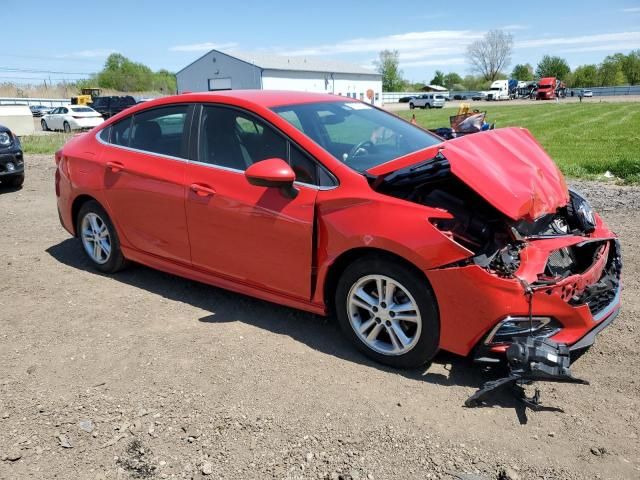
[105,161,125,173]
[190,183,216,197]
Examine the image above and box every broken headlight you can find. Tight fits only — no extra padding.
[567,189,596,234]
[485,316,561,345]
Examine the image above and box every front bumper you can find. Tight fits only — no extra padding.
[0,149,25,176]
[426,222,622,357]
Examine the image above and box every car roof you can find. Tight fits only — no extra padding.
[150,90,357,109]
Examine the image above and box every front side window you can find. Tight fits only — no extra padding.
[129,105,188,158]
[197,105,334,187]
[272,101,442,172]
[197,105,286,170]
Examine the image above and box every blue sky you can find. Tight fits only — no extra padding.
[1,0,639,84]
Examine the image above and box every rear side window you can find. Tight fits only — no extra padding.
[129,105,189,158]
[110,117,132,147]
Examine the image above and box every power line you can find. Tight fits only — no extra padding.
[0,66,94,75]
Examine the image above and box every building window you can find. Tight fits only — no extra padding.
[359,92,364,100]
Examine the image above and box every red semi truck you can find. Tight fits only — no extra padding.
[536,77,567,100]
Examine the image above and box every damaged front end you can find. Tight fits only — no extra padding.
[367,128,622,361]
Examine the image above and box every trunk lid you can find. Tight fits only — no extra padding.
[367,127,568,221]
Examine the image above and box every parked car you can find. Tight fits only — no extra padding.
[453,94,469,100]
[41,106,104,132]
[581,89,593,97]
[0,124,24,188]
[90,96,137,119]
[54,91,621,368]
[471,92,488,101]
[409,94,445,109]
[398,96,416,103]
[29,105,53,117]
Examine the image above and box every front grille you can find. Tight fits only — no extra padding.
[546,247,575,276]
[587,289,617,316]
[569,240,622,317]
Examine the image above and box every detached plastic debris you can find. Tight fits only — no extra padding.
[465,337,588,409]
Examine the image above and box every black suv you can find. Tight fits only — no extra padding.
[0,124,24,188]
[90,96,136,119]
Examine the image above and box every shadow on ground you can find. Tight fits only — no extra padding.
[47,237,557,423]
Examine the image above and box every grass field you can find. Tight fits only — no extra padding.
[399,102,640,182]
[20,133,73,155]
[19,102,640,182]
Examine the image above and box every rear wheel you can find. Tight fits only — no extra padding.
[63,121,71,133]
[335,256,440,368]
[76,200,127,273]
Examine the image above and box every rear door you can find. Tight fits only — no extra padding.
[184,104,319,299]
[99,104,193,263]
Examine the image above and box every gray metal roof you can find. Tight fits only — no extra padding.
[179,49,381,77]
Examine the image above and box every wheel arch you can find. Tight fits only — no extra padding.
[71,194,100,236]
[322,247,437,315]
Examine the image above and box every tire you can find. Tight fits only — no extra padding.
[409,103,415,110]
[3,174,24,188]
[335,255,440,368]
[427,104,432,109]
[76,200,127,273]
[63,122,71,133]
[41,120,49,131]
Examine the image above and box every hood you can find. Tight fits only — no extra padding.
[367,127,569,221]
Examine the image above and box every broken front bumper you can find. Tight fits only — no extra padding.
[426,221,622,358]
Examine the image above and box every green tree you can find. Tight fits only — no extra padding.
[443,72,463,90]
[571,64,598,87]
[621,50,640,85]
[462,75,489,90]
[511,63,534,81]
[536,55,571,80]
[375,50,405,92]
[598,55,626,86]
[430,70,445,86]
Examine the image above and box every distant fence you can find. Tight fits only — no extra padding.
[383,85,640,103]
[0,97,70,107]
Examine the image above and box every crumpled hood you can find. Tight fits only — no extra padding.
[368,127,569,221]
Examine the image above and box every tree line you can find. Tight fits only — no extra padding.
[76,53,176,93]
[376,30,640,91]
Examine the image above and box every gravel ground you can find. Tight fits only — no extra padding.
[1,155,639,479]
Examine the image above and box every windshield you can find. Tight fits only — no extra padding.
[70,107,94,113]
[271,101,441,172]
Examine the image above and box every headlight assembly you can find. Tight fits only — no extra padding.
[568,188,596,233]
[0,132,12,147]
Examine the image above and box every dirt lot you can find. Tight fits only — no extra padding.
[1,155,639,480]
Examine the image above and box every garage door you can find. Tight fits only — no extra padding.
[208,78,232,91]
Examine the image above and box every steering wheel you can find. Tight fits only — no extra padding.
[346,140,375,162]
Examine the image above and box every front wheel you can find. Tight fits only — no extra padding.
[335,256,440,368]
[76,200,127,273]
[63,122,71,133]
[41,120,49,131]
[409,103,415,110]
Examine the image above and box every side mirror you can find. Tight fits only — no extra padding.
[245,158,298,198]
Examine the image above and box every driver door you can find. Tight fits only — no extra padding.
[185,104,318,300]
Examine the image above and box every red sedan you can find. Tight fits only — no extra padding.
[55,91,621,368]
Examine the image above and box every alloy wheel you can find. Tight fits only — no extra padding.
[347,274,422,356]
[81,213,112,264]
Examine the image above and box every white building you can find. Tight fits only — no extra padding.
[176,50,383,106]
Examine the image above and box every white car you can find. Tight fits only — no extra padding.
[581,89,593,97]
[41,105,104,133]
[409,94,445,109]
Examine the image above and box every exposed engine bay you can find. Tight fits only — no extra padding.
[369,153,622,348]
